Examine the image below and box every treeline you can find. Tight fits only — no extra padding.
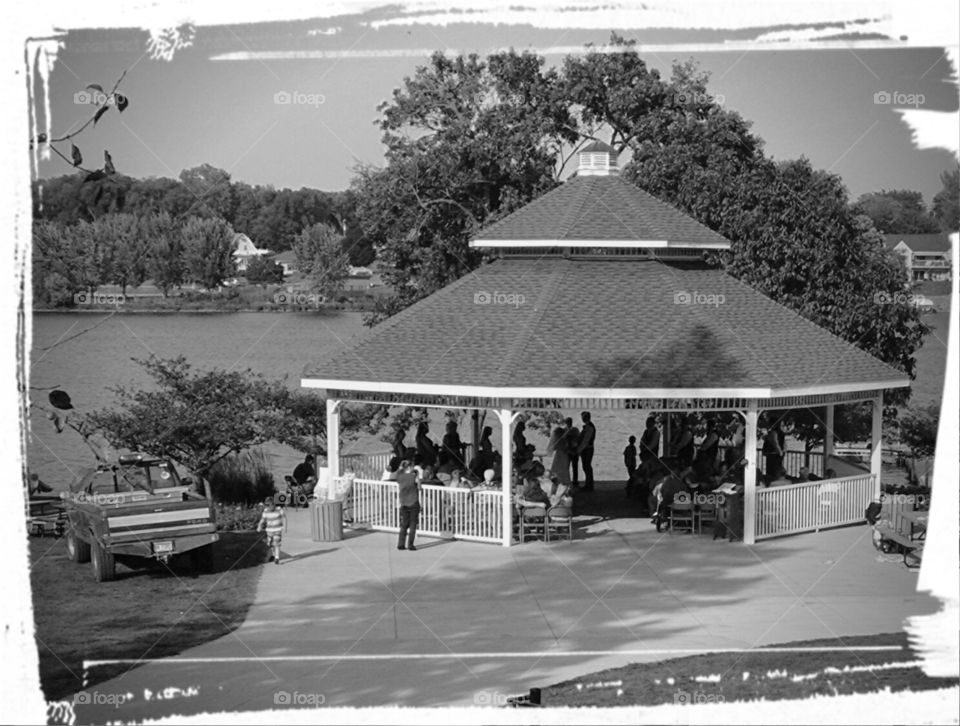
[32,163,374,262]
[32,213,239,305]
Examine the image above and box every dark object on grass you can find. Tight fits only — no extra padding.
[49,390,74,410]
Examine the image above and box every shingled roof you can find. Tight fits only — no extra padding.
[303,257,908,397]
[471,174,731,248]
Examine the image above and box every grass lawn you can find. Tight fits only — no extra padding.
[909,308,950,406]
[542,632,959,707]
[29,532,266,702]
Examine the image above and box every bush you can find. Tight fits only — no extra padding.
[208,449,276,505]
[213,502,264,531]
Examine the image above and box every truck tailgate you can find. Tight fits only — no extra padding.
[106,501,215,541]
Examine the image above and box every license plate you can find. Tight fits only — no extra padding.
[154,541,174,553]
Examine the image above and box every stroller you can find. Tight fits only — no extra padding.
[279,475,312,508]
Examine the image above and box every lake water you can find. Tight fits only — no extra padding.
[27,308,949,490]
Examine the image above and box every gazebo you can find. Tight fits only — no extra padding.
[302,142,909,546]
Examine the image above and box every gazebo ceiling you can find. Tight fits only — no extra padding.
[302,257,908,398]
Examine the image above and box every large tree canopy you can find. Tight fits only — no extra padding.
[355,36,928,398]
[852,189,941,235]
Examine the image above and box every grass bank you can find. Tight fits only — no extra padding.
[29,532,265,702]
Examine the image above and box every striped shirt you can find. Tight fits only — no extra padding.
[259,508,285,535]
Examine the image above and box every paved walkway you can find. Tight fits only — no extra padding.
[75,483,937,720]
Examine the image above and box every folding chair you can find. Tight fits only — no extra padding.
[546,504,574,541]
[518,500,548,542]
[669,492,695,533]
[695,500,717,534]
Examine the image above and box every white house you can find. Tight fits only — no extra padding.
[884,233,953,281]
[232,233,271,273]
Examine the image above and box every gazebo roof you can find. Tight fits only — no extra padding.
[302,257,908,400]
[470,174,731,249]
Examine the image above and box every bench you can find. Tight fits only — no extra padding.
[875,526,923,568]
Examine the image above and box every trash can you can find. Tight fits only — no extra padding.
[311,500,343,542]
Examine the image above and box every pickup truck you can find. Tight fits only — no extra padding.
[63,453,218,582]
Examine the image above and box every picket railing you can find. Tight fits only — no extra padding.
[340,451,393,480]
[754,473,876,540]
[350,478,503,544]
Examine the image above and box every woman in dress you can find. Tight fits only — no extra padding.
[547,426,571,485]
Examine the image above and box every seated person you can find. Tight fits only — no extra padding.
[769,467,793,487]
[791,465,820,483]
[292,454,317,495]
[653,467,695,521]
[547,474,573,509]
[823,468,837,480]
[481,468,497,488]
[520,475,551,509]
[419,465,442,486]
[28,472,54,496]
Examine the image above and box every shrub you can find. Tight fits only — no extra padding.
[208,448,276,505]
[213,502,264,531]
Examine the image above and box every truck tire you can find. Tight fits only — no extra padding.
[191,544,215,574]
[67,532,91,563]
[91,542,116,582]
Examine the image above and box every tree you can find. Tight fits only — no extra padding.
[352,49,578,322]
[245,255,284,284]
[88,357,293,480]
[95,213,148,293]
[932,166,959,232]
[292,223,350,300]
[178,164,235,219]
[898,404,939,458]
[852,190,940,234]
[181,216,237,289]
[143,211,183,296]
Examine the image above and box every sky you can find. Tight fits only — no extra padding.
[28,9,959,210]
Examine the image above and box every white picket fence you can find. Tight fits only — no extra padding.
[349,478,504,544]
[340,451,393,480]
[754,473,876,540]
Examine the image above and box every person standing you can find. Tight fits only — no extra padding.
[623,435,638,490]
[548,426,572,485]
[672,415,695,471]
[392,427,408,461]
[440,420,466,469]
[695,419,721,480]
[564,417,581,487]
[762,421,784,483]
[415,422,437,468]
[396,460,421,551]
[577,411,596,491]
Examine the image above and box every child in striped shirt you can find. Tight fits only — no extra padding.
[257,498,287,565]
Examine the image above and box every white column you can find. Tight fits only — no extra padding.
[825,404,835,471]
[743,402,759,545]
[871,395,883,497]
[326,398,341,495]
[495,407,516,548]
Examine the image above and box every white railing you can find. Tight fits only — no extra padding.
[350,478,503,544]
[754,473,876,540]
[340,451,393,479]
